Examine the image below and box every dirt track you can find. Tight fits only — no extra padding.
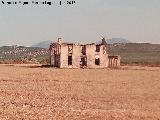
[0,65,160,120]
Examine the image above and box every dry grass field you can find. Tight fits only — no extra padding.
[0,65,160,120]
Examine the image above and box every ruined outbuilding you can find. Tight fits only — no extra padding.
[49,38,120,68]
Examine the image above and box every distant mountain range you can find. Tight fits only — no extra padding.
[31,41,52,48]
[107,38,131,44]
[31,38,131,48]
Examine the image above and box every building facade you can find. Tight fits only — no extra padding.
[49,38,120,68]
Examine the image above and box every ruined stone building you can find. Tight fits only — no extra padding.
[49,38,120,68]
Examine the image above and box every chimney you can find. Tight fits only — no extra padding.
[101,37,107,45]
[58,38,62,44]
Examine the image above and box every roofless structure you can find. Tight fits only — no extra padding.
[49,38,120,68]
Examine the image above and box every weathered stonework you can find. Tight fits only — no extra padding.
[49,38,120,68]
[108,55,121,68]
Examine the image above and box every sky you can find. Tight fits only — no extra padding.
[0,0,160,46]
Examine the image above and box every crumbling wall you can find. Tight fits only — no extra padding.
[108,55,121,68]
[60,44,82,68]
[49,43,61,67]
[99,45,109,68]
[49,44,55,66]
[72,45,81,68]
[86,44,108,68]
[86,44,95,68]
[60,44,68,68]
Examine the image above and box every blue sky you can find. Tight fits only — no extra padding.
[0,0,160,46]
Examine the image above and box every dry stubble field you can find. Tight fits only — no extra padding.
[0,65,160,120]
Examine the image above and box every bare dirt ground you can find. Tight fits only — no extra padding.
[0,65,160,120]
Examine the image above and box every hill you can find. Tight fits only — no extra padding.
[107,38,131,44]
[0,46,49,64]
[31,41,52,48]
[108,43,160,65]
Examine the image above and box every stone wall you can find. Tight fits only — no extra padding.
[86,44,108,68]
[108,55,121,68]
